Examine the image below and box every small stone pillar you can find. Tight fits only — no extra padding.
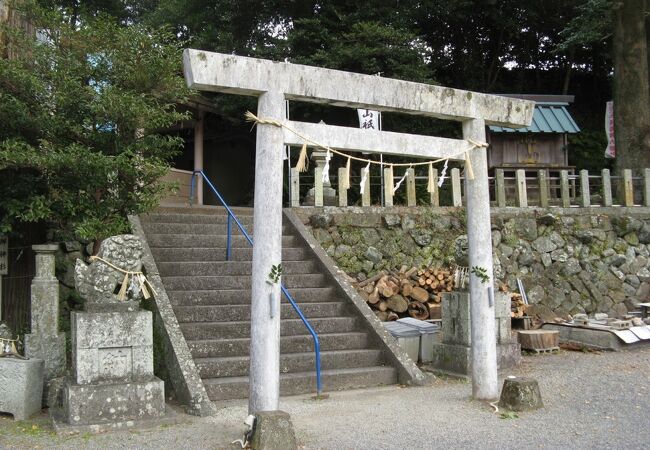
[304,150,338,206]
[498,377,543,411]
[24,244,66,404]
[53,235,165,432]
[430,291,521,376]
[251,410,298,450]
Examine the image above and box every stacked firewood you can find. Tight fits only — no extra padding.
[498,284,527,318]
[355,266,456,322]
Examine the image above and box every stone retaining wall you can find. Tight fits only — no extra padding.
[293,207,650,319]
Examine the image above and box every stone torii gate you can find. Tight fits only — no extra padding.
[183,50,534,412]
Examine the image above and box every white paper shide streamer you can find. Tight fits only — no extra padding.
[438,159,449,188]
[360,162,371,194]
[393,170,408,194]
[322,149,331,184]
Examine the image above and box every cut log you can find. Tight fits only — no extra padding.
[408,301,429,320]
[404,267,417,278]
[428,303,442,320]
[374,311,389,321]
[517,330,559,351]
[358,270,387,287]
[410,286,429,303]
[363,284,375,294]
[378,301,388,312]
[386,312,399,321]
[401,282,413,297]
[386,294,408,313]
[367,288,380,304]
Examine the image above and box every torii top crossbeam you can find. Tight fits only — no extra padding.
[182,49,533,413]
[184,49,533,128]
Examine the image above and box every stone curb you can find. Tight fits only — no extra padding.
[129,215,216,416]
[283,209,427,386]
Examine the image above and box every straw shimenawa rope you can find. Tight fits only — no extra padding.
[244,111,489,181]
[89,256,157,301]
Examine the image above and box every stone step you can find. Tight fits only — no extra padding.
[195,349,384,378]
[153,206,254,216]
[174,302,350,323]
[163,273,328,290]
[151,247,309,263]
[187,332,370,358]
[146,234,300,249]
[142,213,255,225]
[203,366,398,401]
[142,222,291,236]
[168,287,340,306]
[179,317,359,340]
[158,260,319,277]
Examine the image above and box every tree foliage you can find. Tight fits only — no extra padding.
[0,2,190,240]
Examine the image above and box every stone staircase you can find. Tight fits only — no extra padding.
[139,206,397,401]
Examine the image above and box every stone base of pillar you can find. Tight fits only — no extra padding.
[428,290,521,377]
[429,341,521,377]
[51,309,165,431]
[251,410,298,450]
[24,333,66,406]
[52,377,165,428]
[303,185,338,206]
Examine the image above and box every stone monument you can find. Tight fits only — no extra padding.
[52,235,165,431]
[303,150,338,206]
[430,290,521,377]
[24,244,66,405]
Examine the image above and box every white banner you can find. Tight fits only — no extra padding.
[357,109,381,130]
[605,101,615,159]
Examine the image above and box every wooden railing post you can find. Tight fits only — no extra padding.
[362,170,371,206]
[384,167,394,207]
[451,168,462,207]
[579,169,590,207]
[538,170,549,208]
[515,169,527,207]
[644,169,650,207]
[337,167,347,207]
[406,168,416,206]
[560,170,570,208]
[429,168,439,207]
[602,169,612,207]
[291,168,300,207]
[623,169,634,206]
[495,169,506,207]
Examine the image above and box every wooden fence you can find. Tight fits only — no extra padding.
[288,167,650,209]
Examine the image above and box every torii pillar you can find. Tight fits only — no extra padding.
[183,50,534,410]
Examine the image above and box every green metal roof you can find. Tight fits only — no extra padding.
[488,102,580,134]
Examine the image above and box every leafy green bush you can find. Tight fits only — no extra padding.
[0,3,190,241]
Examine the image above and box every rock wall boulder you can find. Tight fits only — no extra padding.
[295,207,650,318]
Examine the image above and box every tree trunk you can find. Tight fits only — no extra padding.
[613,0,650,174]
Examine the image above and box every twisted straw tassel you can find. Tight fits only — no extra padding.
[295,142,309,172]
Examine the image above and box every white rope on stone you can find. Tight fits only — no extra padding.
[89,256,157,301]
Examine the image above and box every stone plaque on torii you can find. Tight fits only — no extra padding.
[183,50,534,411]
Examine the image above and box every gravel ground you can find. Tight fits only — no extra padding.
[2,346,649,450]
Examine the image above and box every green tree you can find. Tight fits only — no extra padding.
[0,3,190,242]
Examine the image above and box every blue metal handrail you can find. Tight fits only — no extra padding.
[190,171,323,395]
